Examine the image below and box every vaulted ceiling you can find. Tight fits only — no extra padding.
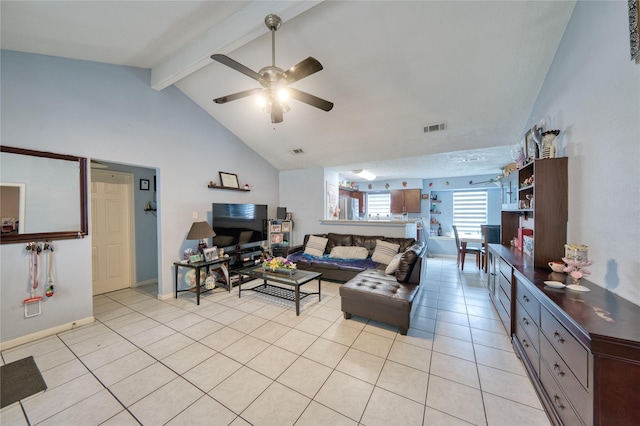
[1,1,576,180]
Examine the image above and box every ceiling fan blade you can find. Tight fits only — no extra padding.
[211,54,264,84]
[282,57,323,85]
[213,88,264,104]
[288,88,334,112]
[271,103,284,123]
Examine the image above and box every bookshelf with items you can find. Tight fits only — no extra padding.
[267,219,293,256]
[428,194,443,237]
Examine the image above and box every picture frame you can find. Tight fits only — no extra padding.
[285,212,293,220]
[281,221,291,232]
[524,129,536,161]
[189,254,203,263]
[140,179,150,191]
[203,246,219,262]
[219,172,239,188]
[270,233,283,244]
[270,223,282,233]
[630,0,639,63]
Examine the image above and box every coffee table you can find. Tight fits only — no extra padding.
[237,267,321,315]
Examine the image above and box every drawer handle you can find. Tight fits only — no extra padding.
[553,331,565,344]
[554,395,565,410]
[553,363,565,377]
[522,317,529,326]
[522,295,530,303]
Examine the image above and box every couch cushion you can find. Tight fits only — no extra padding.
[395,243,423,282]
[382,237,416,253]
[329,246,369,260]
[353,235,383,257]
[371,240,400,264]
[385,252,404,275]
[305,235,329,257]
[326,233,354,254]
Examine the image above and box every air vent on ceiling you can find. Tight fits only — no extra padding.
[289,148,305,155]
[423,122,447,133]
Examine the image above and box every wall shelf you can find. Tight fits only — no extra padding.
[207,185,250,192]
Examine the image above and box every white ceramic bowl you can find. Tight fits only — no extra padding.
[548,262,565,273]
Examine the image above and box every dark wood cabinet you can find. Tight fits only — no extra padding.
[501,158,567,268]
[488,244,640,426]
[390,189,421,213]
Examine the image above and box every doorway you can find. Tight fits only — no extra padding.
[91,170,134,295]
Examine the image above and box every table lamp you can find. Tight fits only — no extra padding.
[186,221,216,253]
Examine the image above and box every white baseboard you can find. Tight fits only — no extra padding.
[0,316,95,351]
[157,292,174,301]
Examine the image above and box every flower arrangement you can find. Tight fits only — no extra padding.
[262,256,296,272]
[562,257,594,284]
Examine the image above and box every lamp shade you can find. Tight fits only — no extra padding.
[186,221,216,240]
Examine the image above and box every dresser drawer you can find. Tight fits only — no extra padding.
[540,332,590,422]
[541,307,589,389]
[515,316,539,377]
[499,258,512,283]
[499,273,512,302]
[515,278,540,326]
[515,300,539,352]
[540,362,585,426]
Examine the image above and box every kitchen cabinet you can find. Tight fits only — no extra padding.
[390,189,421,213]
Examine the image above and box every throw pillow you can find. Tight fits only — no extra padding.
[371,240,400,264]
[304,235,328,257]
[329,246,369,260]
[385,252,404,274]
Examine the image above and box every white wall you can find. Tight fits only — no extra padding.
[0,51,279,345]
[528,1,640,305]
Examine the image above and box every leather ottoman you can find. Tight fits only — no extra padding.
[339,269,420,335]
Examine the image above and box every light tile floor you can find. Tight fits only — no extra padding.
[1,257,552,425]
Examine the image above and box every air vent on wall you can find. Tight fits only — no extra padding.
[289,148,305,155]
[423,122,447,133]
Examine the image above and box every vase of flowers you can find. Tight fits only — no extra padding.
[262,256,296,275]
[562,257,594,292]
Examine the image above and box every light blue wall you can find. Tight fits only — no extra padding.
[1,50,279,345]
[526,1,640,305]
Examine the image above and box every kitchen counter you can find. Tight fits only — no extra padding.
[319,219,420,227]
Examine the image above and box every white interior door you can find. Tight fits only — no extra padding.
[91,170,133,295]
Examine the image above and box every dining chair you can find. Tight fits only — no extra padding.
[481,225,501,272]
[453,225,481,270]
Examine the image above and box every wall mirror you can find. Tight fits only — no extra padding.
[0,146,88,244]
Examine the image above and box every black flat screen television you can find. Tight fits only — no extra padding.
[211,203,268,249]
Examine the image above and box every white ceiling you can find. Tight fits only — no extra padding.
[1,1,576,181]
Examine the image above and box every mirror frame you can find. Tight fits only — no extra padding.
[0,146,88,244]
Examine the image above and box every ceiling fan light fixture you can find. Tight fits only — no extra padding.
[211,14,333,124]
[353,169,376,180]
[277,88,289,102]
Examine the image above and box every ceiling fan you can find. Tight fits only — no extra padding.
[211,14,333,123]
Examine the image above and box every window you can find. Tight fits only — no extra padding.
[453,190,487,234]
[367,192,391,219]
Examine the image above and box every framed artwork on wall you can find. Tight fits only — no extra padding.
[140,179,150,190]
[219,172,239,188]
